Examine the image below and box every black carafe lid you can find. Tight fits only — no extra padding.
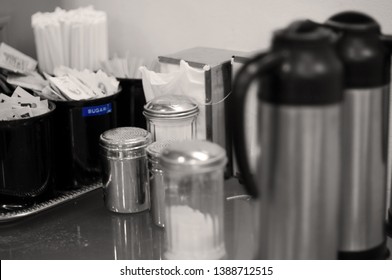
[326,11,391,88]
[326,11,381,33]
[260,20,343,105]
[273,20,335,48]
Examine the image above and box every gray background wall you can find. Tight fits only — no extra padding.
[1,0,392,60]
[0,0,61,56]
[61,0,392,61]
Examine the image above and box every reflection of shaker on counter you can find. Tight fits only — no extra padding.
[161,140,227,259]
[110,213,154,260]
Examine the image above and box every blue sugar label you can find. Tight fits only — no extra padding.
[82,103,112,117]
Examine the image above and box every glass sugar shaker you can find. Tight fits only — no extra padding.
[100,127,152,213]
[146,140,174,228]
[143,95,199,141]
[160,140,227,259]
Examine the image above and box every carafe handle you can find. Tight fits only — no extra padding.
[232,52,284,197]
[381,34,392,49]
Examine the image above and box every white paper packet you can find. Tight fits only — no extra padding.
[47,75,92,100]
[7,71,49,92]
[0,43,38,73]
[11,86,39,102]
[40,86,66,101]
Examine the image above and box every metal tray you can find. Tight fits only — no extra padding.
[0,183,102,223]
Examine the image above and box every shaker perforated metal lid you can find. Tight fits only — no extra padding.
[100,127,152,151]
[146,140,175,163]
[143,95,199,119]
[160,140,227,172]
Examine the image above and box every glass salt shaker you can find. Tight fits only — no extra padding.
[100,127,152,213]
[143,95,199,141]
[146,140,174,228]
[160,140,227,259]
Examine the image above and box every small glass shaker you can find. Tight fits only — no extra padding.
[100,127,152,213]
[143,95,199,141]
[146,140,173,228]
[161,140,227,259]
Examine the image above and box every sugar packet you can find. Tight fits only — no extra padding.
[7,71,48,92]
[0,43,38,74]
[0,87,50,120]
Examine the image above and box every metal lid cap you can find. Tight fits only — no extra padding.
[161,140,227,172]
[100,127,152,151]
[143,95,199,119]
[146,140,175,161]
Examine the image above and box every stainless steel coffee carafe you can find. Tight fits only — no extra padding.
[325,11,391,259]
[233,21,343,259]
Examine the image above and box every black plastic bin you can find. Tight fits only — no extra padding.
[53,93,119,190]
[0,102,56,207]
[117,79,146,128]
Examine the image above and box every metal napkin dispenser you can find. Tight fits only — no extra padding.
[159,47,244,176]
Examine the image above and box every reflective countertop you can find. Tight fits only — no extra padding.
[0,178,390,260]
[0,179,258,260]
